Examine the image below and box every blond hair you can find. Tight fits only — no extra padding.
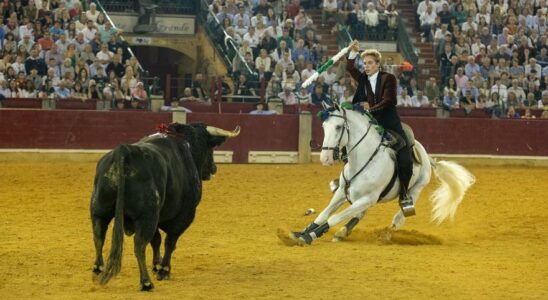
[360,49,382,63]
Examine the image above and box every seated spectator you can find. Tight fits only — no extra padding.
[60,58,75,80]
[37,31,54,51]
[257,30,277,54]
[19,80,37,98]
[340,89,353,104]
[411,90,430,107]
[38,79,56,98]
[282,63,300,91]
[506,106,521,119]
[419,5,436,42]
[88,80,102,100]
[54,80,71,99]
[278,85,297,104]
[321,0,338,26]
[0,80,9,98]
[27,68,42,90]
[234,74,257,99]
[121,66,137,90]
[364,3,379,30]
[105,53,125,78]
[331,77,346,102]
[310,85,328,106]
[161,99,192,112]
[460,90,476,114]
[295,87,312,105]
[131,82,148,102]
[397,89,413,107]
[179,87,198,102]
[25,48,47,76]
[71,82,87,100]
[96,44,114,71]
[86,3,100,23]
[442,89,460,110]
[250,102,277,115]
[192,73,209,101]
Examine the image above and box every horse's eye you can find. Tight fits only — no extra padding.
[335,125,342,130]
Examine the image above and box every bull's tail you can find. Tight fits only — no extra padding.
[429,157,475,224]
[99,145,129,285]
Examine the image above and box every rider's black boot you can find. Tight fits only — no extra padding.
[399,185,415,217]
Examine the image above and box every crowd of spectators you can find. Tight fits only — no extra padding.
[412,0,548,118]
[204,0,548,119]
[0,0,149,109]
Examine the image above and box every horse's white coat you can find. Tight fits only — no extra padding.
[316,108,475,234]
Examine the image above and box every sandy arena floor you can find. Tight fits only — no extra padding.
[0,161,547,299]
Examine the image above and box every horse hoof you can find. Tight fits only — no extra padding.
[152,264,161,273]
[332,227,348,242]
[141,281,154,291]
[277,228,306,247]
[156,266,170,281]
[92,265,103,275]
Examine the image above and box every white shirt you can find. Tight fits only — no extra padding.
[368,71,379,95]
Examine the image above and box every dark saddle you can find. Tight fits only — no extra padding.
[383,123,422,164]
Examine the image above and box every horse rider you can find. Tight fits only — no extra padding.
[346,40,415,216]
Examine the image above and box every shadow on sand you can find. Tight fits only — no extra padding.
[353,228,443,245]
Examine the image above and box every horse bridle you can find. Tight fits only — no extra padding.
[321,108,372,161]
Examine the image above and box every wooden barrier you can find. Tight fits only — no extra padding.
[0,109,546,163]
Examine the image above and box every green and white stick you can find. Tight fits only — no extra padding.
[301,44,353,88]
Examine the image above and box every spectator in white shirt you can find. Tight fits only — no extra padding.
[397,89,413,107]
[321,0,338,26]
[82,20,98,42]
[524,58,542,76]
[364,3,379,28]
[411,90,431,107]
[419,5,437,42]
[85,3,100,23]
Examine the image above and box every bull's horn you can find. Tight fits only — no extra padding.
[206,125,241,137]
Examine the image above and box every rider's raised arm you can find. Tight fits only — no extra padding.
[346,50,364,82]
[370,73,398,113]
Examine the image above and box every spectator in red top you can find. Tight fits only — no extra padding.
[38,31,54,51]
[69,1,82,19]
[287,0,301,19]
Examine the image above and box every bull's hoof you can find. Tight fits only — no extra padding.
[277,228,307,247]
[141,281,154,291]
[331,227,348,242]
[92,264,103,275]
[156,266,170,281]
[152,264,162,273]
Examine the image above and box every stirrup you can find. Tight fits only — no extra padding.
[399,197,416,217]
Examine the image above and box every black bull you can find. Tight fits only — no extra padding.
[90,123,239,291]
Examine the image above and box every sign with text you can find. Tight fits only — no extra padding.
[108,13,195,35]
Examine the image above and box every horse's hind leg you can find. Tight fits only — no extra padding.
[332,210,366,242]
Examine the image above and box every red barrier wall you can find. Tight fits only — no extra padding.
[0,110,546,162]
[187,113,299,163]
[0,110,172,149]
[312,116,548,156]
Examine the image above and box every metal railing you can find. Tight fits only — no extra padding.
[197,0,257,79]
[95,0,161,95]
[97,0,196,14]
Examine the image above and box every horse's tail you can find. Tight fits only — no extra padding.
[99,145,128,285]
[428,157,475,224]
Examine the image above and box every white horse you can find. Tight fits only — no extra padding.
[278,103,475,246]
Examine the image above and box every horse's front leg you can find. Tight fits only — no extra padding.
[278,189,346,246]
[332,210,367,242]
